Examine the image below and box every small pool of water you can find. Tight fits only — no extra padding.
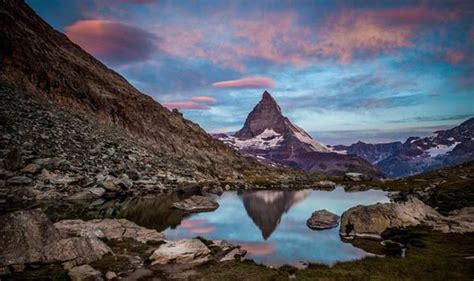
[8,186,390,267]
[163,186,390,266]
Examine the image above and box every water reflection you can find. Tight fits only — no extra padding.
[242,190,311,239]
[21,186,390,266]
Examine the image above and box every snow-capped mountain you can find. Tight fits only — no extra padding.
[331,117,474,177]
[215,91,383,177]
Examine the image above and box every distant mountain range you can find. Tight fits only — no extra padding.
[331,117,474,177]
[215,92,383,177]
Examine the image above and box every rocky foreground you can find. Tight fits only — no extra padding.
[0,209,246,280]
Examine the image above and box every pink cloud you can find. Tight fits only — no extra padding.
[212,76,275,89]
[162,102,210,110]
[115,0,156,4]
[189,226,216,234]
[237,242,275,257]
[191,96,217,103]
[375,6,458,26]
[445,50,465,64]
[180,219,207,228]
[65,20,158,65]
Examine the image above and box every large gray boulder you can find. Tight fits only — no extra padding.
[339,197,474,239]
[68,264,103,281]
[306,209,339,230]
[0,209,111,268]
[172,195,219,212]
[54,218,165,244]
[149,238,211,266]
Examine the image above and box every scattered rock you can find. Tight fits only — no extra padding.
[105,271,117,280]
[306,209,340,230]
[68,187,106,200]
[21,163,41,174]
[54,218,165,244]
[6,175,33,185]
[149,238,211,266]
[4,148,22,171]
[68,264,103,281]
[172,195,219,212]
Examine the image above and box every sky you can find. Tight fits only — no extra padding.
[27,0,474,145]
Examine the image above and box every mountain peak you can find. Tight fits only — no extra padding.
[234,91,284,138]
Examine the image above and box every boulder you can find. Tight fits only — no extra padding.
[0,209,110,268]
[4,148,22,171]
[339,197,441,239]
[68,264,103,281]
[68,187,106,200]
[314,180,336,190]
[149,238,211,266]
[344,172,370,182]
[54,218,164,244]
[433,207,474,234]
[172,195,219,212]
[21,163,41,174]
[6,175,33,185]
[306,209,340,230]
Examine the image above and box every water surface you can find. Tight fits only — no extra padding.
[163,186,390,266]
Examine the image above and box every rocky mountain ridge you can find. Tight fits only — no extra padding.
[0,0,300,188]
[216,92,383,177]
[332,117,474,177]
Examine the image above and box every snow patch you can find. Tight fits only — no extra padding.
[426,142,460,157]
[292,125,329,152]
[221,129,284,150]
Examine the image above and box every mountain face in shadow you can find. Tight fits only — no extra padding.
[242,190,311,239]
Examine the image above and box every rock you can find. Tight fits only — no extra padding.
[54,218,165,244]
[0,209,110,268]
[44,237,111,266]
[68,265,103,281]
[100,176,119,191]
[306,209,340,230]
[4,148,22,171]
[172,195,219,212]
[6,175,33,185]
[149,238,211,266]
[339,197,442,239]
[314,180,336,189]
[344,172,370,182]
[21,163,41,174]
[68,187,106,200]
[433,206,474,234]
[105,271,117,280]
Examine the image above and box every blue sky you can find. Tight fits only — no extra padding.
[27,0,474,144]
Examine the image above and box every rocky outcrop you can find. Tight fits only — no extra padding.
[68,264,102,281]
[172,195,219,212]
[54,218,165,244]
[306,209,340,230]
[0,209,111,269]
[339,197,474,239]
[149,238,245,267]
[344,172,371,182]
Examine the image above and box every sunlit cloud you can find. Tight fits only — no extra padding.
[65,19,158,65]
[162,101,210,110]
[212,76,275,89]
[191,96,217,103]
[189,227,216,234]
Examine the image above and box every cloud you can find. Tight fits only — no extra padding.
[114,0,156,4]
[445,50,466,64]
[191,96,217,103]
[65,20,159,65]
[189,227,216,234]
[212,76,275,89]
[162,101,210,110]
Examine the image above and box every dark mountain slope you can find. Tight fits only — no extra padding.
[0,0,287,180]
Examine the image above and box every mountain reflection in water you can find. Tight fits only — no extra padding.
[32,186,390,266]
[242,190,311,239]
